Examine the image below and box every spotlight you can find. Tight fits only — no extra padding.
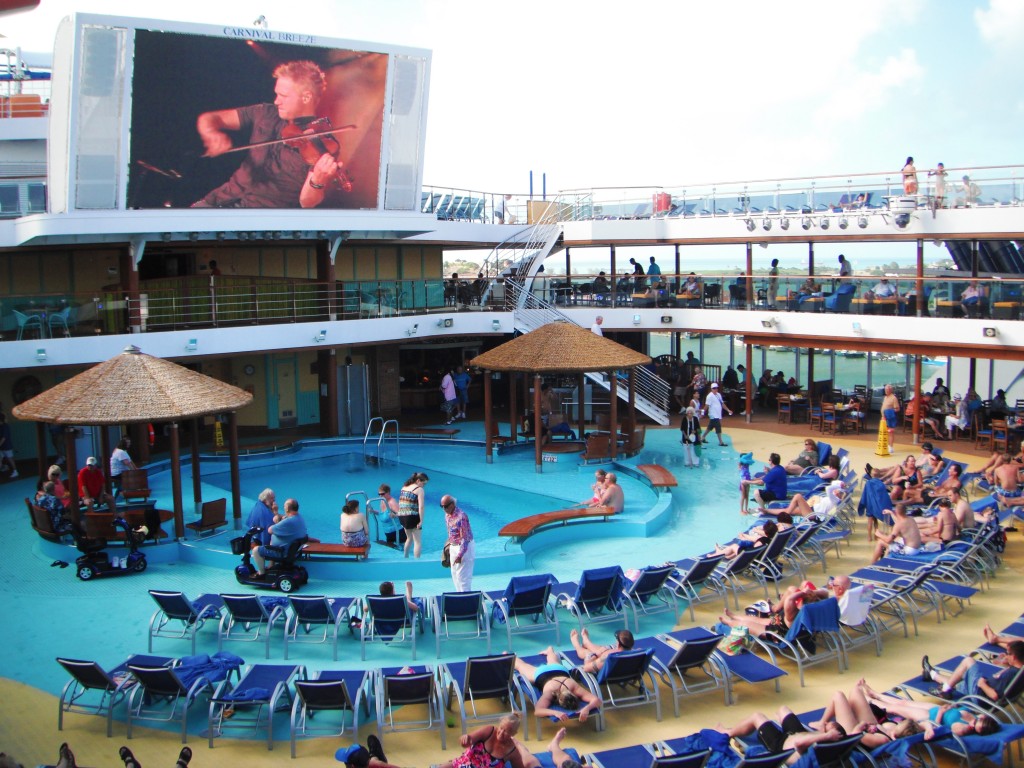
[894,213,910,229]
[983,327,998,338]
[238,231,249,240]
[858,216,868,229]
[437,318,454,328]
[661,315,673,324]
[215,231,227,241]
[801,217,812,230]
[161,232,172,242]
[762,218,772,231]
[313,330,327,343]
[185,338,198,351]
[407,323,419,336]
[491,319,501,331]
[839,217,849,229]
[35,348,47,362]
[760,318,777,329]
[253,15,267,27]
[632,314,642,325]
[780,217,790,230]
[745,218,755,232]
[819,217,830,230]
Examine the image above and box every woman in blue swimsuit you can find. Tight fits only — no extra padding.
[857,680,998,738]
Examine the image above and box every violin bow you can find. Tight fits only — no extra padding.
[209,123,357,156]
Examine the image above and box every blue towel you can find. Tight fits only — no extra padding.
[259,596,289,613]
[190,598,221,621]
[788,597,840,638]
[176,651,244,688]
[858,479,892,524]
[664,731,740,768]
[222,686,270,702]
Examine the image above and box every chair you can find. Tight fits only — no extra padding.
[974,413,993,450]
[633,628,728,714]
[284,595,352,661]
[119,468,151,503]
[125,663,219,743]
[48,305,74,337]
[752,596,846,686]
[703,283,721,307]
[13,308,44,340]
[486,573,559,649]
[208,663,302,750]
[515,652,601,739]
[57,654,172,737]
[835,584,883,657]
[777,393,792,424]
[441,653,524,735]
[186,498,228,537]
[670,554,729,618]
[809,733,865,768]
[217,594,287,659]
[581,433,613,463]
[621,564,679,631]
[821,402,837,434]
[728,283,747,307]
[289,670,371,758]
[147,590,224,654]
[933,719,1024,768]
[431,591,491,657]
[580,647,661,728]
[622,425,646,455]
[588,744,709,768]
[824,283,856,313]
[991,419,1009,453]
[361,594,423,660]
[375,665,446,749]
[809,401,823,431]
[554,565,629,631]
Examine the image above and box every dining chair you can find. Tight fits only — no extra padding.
[821,402,837,434]
[776,394,792,424]
[991,419,1008,453]
[48,306,74,338]
[14,309,45,340]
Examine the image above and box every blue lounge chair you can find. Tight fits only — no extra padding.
[894,655,1024,723]
[126,659,233,743]
[752,596,846,686]
[851,564,976,621]
[486,573,559,648]
[441,653,524,736]
[514,651,601,739]
[554,565,629,631]
[217,594,287,659]
[361,594,423,660]
[147,590,224,654]
[374,665,445,749]
[283,595,354,661]
[659,628,786,704]
[523,746,585,768]
[587,743,664,767]
[580,646,661,729]
[825,283,856,313]
[57,654,172,737]
[671,554,729,617]
[431,591,491,657]
[207,662,302,750]
[289,669,371,758]
[621,564,679,630]
[933,719,1024,768]
[633,628,728,714]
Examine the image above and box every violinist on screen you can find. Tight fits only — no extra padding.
[192,60,341,208]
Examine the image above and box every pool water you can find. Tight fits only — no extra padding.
[198,441,657,557]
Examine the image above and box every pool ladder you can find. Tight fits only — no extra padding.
[364,417,400,461]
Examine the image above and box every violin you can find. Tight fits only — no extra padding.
[282,117,354,193]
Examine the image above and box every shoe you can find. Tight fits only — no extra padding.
[928,686,954,700]
[9,471,17,479]
[119,747,140,768]
[367,734,388,763]
[922,655,934,681]
[176,747,192,768]
[865,463,872,475]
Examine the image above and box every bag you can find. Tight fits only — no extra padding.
[717,625,752,655]
[441,542,452,568]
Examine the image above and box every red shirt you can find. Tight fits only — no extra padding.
[78,465,105,499]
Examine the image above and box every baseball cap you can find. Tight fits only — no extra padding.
[86,456,97,466]
[953,393,962,400]
[710,382,719,388]
[335,745,370,767]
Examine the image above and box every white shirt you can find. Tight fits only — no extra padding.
[590,323,603,336]
[706,390,725,419]
[872,281,897,298]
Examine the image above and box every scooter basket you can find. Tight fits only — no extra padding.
[230,536,248,556]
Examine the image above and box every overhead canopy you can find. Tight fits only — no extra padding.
[469,321,651,373]
[12,345,252,424]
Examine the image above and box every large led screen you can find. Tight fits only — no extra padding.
[127,30,386,210]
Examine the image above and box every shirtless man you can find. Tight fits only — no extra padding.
[717,705,845,764]
[872,503,922,562]
[953,497,979,530]
[918,498,959,545]
[590,472,624,513]
[569,628,634,674]
[978,451,1021,486]
[513,648,601,723]
[993,457,1024,495]
[880,384,900,453]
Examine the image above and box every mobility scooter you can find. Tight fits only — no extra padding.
[231,526,309,593]
[73,517,148,581]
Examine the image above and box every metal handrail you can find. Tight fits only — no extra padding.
[363,417,384,453]
[378,419,400,460]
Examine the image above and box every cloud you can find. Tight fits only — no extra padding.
[975,0,1024,51]
[813,48,924,126]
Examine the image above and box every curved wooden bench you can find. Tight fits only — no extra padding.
[499,506,615,542]
[300,542,370,560]
[82,508,173,543]
[636,464,678,488]
[402,427,460,438]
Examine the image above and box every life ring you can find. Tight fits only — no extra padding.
[147,423,155,446]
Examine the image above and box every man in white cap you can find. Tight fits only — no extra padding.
[77,456,117,513]
[702,382,733,446]
[944,393,969,439]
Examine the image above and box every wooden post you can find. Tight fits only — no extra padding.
[610,372,619,459]
[229,412,242,527]
[913,355,923,444]
[533,373,543,473]
[35,421,47,482]
[577,372,586,441]
[190,418,202,506]
[484,372,493,463]
[100,427,112,496]
[169,422,184,539]
[509,372,518,446]
[65,428,79,516]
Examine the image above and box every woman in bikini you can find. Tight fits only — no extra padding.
[569,627,634,674]
[719,581,823,638]
[513,649,601,723]
[397,471,428,559]
[440,713,527,768]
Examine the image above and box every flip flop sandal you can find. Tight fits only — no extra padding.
[59,561,69,568]
[50,560,62,567]
[118,746,140,768]
[177,746,192,767]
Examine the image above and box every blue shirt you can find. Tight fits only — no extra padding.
[269,513,307,548]
[763,465,788,499]
[246,500,276,545]
[453,371,471,392]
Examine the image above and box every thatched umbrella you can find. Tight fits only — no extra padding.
[12,345,252,538]
[469,322,652,470]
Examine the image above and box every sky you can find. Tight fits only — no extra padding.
[3,0,1022,198]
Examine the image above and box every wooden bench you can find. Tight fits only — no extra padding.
[186,498,228,537]
[82,508,173,543]
[499,506,616,542]
[26,498,66,542]
[119,469,151,503]
[636,464,678,488]
[300,542,370,560]
[402,427,460,438]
